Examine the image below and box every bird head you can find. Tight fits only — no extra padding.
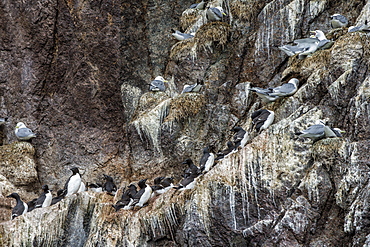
[6,193,19,199]
[154,76,168,83]
[15,122,26,129]
[70,167,80,175]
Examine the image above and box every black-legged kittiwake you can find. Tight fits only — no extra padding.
[14,122,37,140]
[251,109,275,133]
[7,193,28,220]
[330,14,348,29]
[348,20,370,33]
[279,30,333,59]
[189,0,206,10]
[172,30,195,41]
[206,7,227,22]
[295,121,326,143]
[149,76,167,92]
[181,82,202,93]
[249,78,299,102]
[324,126,346,138]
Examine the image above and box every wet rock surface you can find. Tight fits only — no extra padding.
[1,0,370,246]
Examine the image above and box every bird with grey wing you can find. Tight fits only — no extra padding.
[14,122,37,140]
[330,14,348,29]
[172,29,195,41]
[279,30,333,59]
[249,78,299,103]
[206,6,227,22]
[295,120,345,143]
[149,76,168,92]
[348,20,370,33]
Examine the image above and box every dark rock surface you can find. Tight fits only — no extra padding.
[1,0,370,246]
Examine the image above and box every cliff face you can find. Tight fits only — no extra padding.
[1,0,370,246]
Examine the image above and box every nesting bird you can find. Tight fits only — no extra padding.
[174,173,198,191]
[151,177,174,197]
[348,20,370,33]
[14,122,37,140]
[172,30,194,41]
[181,83,202,94]
[87,183,103,192]
[112,187,135,211]
[249,78,299,103]
[35,185,52,208]
[251,109,275,133]
[182,158,201,178]
[51,189,65,206]
[63,167,82,197]
[149,76,167,92]
[206,7,227,22]
[295,121,344,143]
[189,0,207,10]
[330,14,348,29]
[7,193,28,220]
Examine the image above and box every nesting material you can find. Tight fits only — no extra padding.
[180,9,199,31]
[170,39,197,60]
[194,22,231,51]
[165,93,206,122]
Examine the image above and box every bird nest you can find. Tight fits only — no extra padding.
[194,22,231,51]
[131,92,170,122]
[180,9,199,30]
[170,39,197,60]
[165,93,206,122]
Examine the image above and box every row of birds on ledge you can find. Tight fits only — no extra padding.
[3,2,348,220]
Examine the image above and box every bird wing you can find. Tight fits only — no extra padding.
[303,124,325,135]
[150,80,165,91]
[16,128,35,138]
[271,82,296,95]
[35,193,46,208]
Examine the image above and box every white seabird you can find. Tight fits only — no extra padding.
[249,78,299,102]
[330,14,348,29]
[206,7,227,22]
[149,76,167,92]
[14,122,37,140]
[279,30,333,59]
[189,1,206,10]
[348,20,370,33]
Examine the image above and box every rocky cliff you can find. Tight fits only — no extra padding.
[1,0,370,246]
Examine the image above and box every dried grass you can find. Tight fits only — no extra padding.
[165,93,206,122]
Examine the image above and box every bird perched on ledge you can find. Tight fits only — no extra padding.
[330,14,348,29]
[206,7,227,22]
[7,193,28,220]
[149,76,167,92]
[14,122,37,140]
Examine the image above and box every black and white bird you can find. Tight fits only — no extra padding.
[87,182,103,193]
[330,14,348,29]
[172,30,195,41]
[215,141,235,160]
[151,177,174,197]
[14,122,37,140]
[78,182,86,193]
[103,174,117,195]
[249,78,299,102]
[206,6,227,22]
[112,187,135,211]
[51,189,65,206]
[231,126,248,150]
[26,198,37,212]
[174,173,198,191]
[7,193,28,220]
[199,146,215,173]
[133,179,152,208]
[251,109,275,133]
[35,185,53,208]
[63,167,82,197]
[182,158,201,178]
[149,76,167,92]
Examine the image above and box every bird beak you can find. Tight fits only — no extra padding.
[222,12,227,16]
[340,130,346,133]
[164,80,168,83]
